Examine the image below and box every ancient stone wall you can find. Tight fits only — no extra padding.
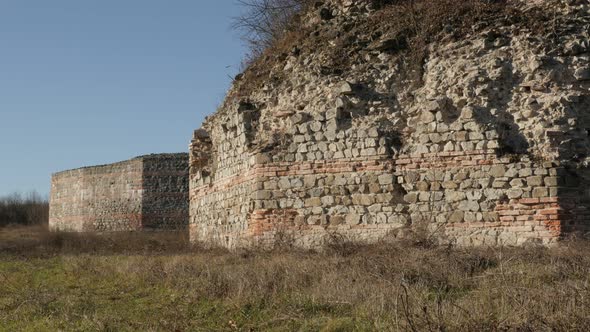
[189,0,590,248]
[50,153,189,232]
[190,121,579,247]
[141,154,190,230]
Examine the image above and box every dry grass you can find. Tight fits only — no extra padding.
[230,0,554,99]
[1,226,590,331]
[0,225,197,257]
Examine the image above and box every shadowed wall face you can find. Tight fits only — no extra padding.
[141,155,190,230]
[49,154,189,232]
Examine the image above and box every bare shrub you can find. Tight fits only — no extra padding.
[271,227,296,251]
[232,0,310,58]
[0,192,48,227]
[324,231,364,256]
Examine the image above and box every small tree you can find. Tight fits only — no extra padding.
[233,0,308,57]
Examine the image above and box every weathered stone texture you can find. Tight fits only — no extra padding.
[189,0,590,248]
[50,153,189,232]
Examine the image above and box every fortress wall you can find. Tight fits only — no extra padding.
[190,143,567,248]
[396,152,563,246]
[49,159,144,232]
[189,92,582,248]
[245,158,407,247]
[141,154,190,230]
[187,0,590,249]
[189,110,255,247]
[50,154,189,232]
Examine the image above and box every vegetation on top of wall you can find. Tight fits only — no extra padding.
[230,0,552,99]
[233,0,312,59]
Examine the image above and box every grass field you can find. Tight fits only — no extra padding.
[1,226,590,331]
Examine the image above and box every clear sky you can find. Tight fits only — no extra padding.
[0,1,247,197]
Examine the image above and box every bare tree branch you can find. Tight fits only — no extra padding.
[232,0,308,57]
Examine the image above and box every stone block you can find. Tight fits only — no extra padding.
[369,183,382,194]
[483,212,499,222]
[403,193,418,204]
[352,194,375,206]
[413,181,428,191]
[455,131,469,141]
[321,196,335,206]
[419,192,431,202]
[446,191,466,203]
[330,215,345,225]
[492,180,508,189]
[544,176,558,186]
[305,197,322,207]
[489,165,506,177]
[507,188,523,199]
[458,200,480,212]
[532,187,548,198]
[526,176,543,187]
[519,168,533,177]
[378,174,395,185]
[310,121,322,132]
[442,181,458,189]
[464,212,477,222]
[345,214,361,225]
[278,178,292,190]
[368,204,382,213]
[252,190,272,200]
[448,211,464,223]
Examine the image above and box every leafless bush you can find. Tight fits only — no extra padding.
[324,232,363,256]
[0,192,48,227]
[271,227,296,251]
[233,0,309,58]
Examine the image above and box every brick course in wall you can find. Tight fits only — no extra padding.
[190,128,587,248]
[50,153,189,232]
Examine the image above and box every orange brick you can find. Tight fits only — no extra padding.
[519,198,540,205]
[499,210,520,216]
[540,197,559,203]
[540,208,563,215]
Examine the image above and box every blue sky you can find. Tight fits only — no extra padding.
[0,1,247,197]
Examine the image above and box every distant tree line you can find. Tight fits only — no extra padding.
[0,192,49,227]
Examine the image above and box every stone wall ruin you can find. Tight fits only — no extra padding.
[49,153,189,232]
[189,0,590,248]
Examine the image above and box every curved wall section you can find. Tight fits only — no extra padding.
[49,153,188,232]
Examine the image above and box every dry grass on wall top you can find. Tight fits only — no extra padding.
[230,0,554,99]
[2,225,590,330]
